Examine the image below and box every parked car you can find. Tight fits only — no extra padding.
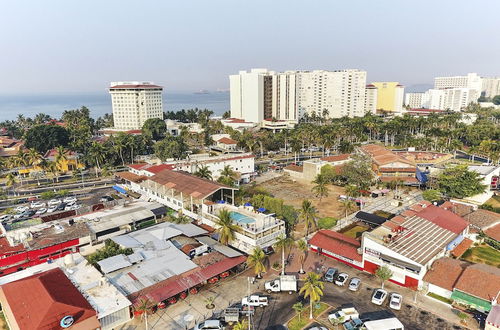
[0,215,12,222]
[308,327,328,330]
[30,201,46,208]
[66,200,76,207]
[47,205,58,213]
[99,195,113,202]
[47,199,61,207]
[371,289,388,305]
[263,246,275,255]
[63,196,77,204]
[343,318,363,330]
[335,273,349,286]
[194,320,224,330]
[328,305,359,323]
[241,295,268,307]
[348,278,361,291]
[15,206,29,213]
[21,210,36,218]
[65,204,81,211]
[389,293,402,310]
[324,267,338,282]
[56,203,67,211]
[35,208,47,215]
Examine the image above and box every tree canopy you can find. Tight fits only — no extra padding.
[436,165,487,198]
[340,153,374,190]
[153,135,188,161]
[142,118,167,141]
[24,124,70,153]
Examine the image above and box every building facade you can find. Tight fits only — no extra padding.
[364,84,378,114]
[109,81,164,130]
[482,77,500,98]
[434,72,482,91]
[371,82,404,113]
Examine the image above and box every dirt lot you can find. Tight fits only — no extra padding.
[256,174,350,220]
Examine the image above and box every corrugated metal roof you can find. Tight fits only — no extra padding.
[195,236,242,258]
[98,254,133,274]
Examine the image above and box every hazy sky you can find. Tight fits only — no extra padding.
[1,0,499,93]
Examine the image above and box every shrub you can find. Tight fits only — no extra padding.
[318,217,337,229]
[40,191,57,200]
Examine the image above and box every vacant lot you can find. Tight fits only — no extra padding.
[485,195,500,208]
[340,223,370,239]
[461,244,500,267]
[256,175,348,219]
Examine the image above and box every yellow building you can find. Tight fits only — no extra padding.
[18,149,84,175]
[371,82,405,113]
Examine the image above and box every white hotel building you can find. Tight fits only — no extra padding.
[109,81,164,130]
[230,69,371,124]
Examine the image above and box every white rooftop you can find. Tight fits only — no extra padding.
[469,165,499,176]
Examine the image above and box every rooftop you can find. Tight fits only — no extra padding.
[450,238,473,258]
[309,230,362,262]
[320,154,351,163]
[0,268,99,330]
[486,305,500,327]
[454,263,500,303]
[423,258,468,291]
[485,223,500,241]
[468,165,499,176]
[217,137,238,145]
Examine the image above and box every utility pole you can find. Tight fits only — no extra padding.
[247,276,252,330]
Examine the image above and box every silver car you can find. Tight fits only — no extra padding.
[348,277,361,291]
[389,293,402,310]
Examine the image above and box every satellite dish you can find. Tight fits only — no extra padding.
[60,315,74,328]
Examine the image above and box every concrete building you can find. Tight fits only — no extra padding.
[404,92,424,109]
[371,82,404,113]
[230,69,370,123]
[405,88,477,112]
[109,81,164,130]
[434,72,482,91]
[365,84,378,114]
[482,77,500,98]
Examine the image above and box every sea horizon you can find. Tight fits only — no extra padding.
[0,91,229,121]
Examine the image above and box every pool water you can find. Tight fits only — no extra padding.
[229,211,256,224]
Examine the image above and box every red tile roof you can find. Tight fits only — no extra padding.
[127,163,148,170]
[454,263,500,303]
[423,258,468,291]
[380,176,419,184]
[451,238,473,257]
[217,137,237,145]
[284,164,303,173]
[0,237,24,256]
[116,171,148,183]
[485,223,500,241]
[0,268,99,329]
[309,230,362,262]
[416,205,469,234]
[320,154,351,163]
[43,148,77,159]
[145,164,176,174]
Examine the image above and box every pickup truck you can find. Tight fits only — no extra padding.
[241,295,268,307]
[265,275,297,294]
[328,305,359,323]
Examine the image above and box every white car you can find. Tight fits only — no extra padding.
[0,215,12,221]
[47,199,61,207]
[36,208,47,215]
[389,293,402,310]
[47,205,58,213]
[65,204,81,211]
[372,289,388,305]
[31,201,46,208]
[15,206,29,213]
[195,320,223,330]
[63,196,77,204]
[348,278,361,291]
[335,273,349,286]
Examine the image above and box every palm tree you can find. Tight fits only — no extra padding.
[247,246,267,278]
[344,184,359,198]
[134,298,155,330]
[214,209,238,245]
[220,165,235,179]
[299,272,324,319]
[6,173,16,196]
[47,161,59,182]
[100,165,112,178]
[194,165,212,180]
[297,239,308,274]
[312,174,329,202]
[232,319,248,330]
[89,141,107,177]
[27,148,42,167]
[300,200,318,237]
[292,302,305,322]
[54,145,68,168]
[340,199,356,218]
[273,234,295,275]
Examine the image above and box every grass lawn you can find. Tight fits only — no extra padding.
[287,302,329,330]
[485,195,500,208]
[427,292,453,304]
[461,244,500,267]
[340,224,369,239]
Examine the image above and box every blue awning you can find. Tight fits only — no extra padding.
[217,200,226,204]
[416,168,428,183]
[113,185,127,194]
[257,207,266,212]
[446,235,464,251]
[244,202,252,207]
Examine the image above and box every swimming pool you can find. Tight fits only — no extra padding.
[229,211,256,224]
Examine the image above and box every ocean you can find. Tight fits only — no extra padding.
[0,91,229,121]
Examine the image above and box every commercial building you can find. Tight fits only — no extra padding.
[482,77,500,98]
[404,92,424,109]
[0,253,132,329]
[117,168,285,253]
[0,268,101,330]
[434,72,482,91]
[364,84,378,114]
[230,68,371,123]
[109,81,163,130]
[371,82,404,113]
[284,154,351,181]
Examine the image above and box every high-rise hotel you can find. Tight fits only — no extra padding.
[109,81,164,130]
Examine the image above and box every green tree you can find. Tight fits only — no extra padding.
[300,200,318,237]
[437,165,487,198]
[24,124,70,154]
[6,173,16,196]
[292,302,305,322]
[312,174,329,202]
[341,153,374,190]
[273,234,295,275]
[214,209,238,245]
[232,319,248,330]
[142,118,167,141]
[375,265,393,289]
[422,189,442,202]
[194,165,212,180]
[247,246,267,278]
[492,95,500,105]
[153,135,188,161]
[340,199,356,218]
[297,239,308,274]
[299,272,324,319]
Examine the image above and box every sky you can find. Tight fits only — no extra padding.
[0,0,499,94]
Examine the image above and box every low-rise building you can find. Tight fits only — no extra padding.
[456,165,500,205]
[283,154,350,181]
[486,305,500,330]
